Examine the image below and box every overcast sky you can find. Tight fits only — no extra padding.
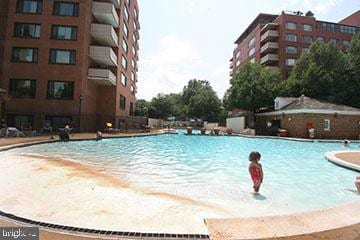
[137,0,360,100]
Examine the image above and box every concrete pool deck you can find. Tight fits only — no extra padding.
[326,151,360,172]
[0,134,359,240]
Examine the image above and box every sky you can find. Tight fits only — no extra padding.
[137,0,360,100]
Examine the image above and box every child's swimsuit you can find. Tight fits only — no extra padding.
[249,164,262,184]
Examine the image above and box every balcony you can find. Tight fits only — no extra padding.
[260,23,279,34]
[230,61,234,69]
[88,68,116,86]
[95,0,120,9]
[92,2,119,28]
[260,30,279,43]
[90,24,118,47]
[260,42,279,54]
[89,46,118,67]
[260,53,279,64]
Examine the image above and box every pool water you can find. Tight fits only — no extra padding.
[7,131,359,216]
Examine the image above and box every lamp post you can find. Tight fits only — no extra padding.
[79,95,83,133]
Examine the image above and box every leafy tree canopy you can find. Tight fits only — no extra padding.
[226,62,281,111]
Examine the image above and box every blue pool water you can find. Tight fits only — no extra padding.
[6,131,360,216]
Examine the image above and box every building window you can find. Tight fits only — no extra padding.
[316,36,325,43]
[286,22,297,30]
[47,81,74,99]
[322,23,335,32]
[120,73,127,86]
[249,58,255,63]
[303,36,313,44]
[133,21,137,31]
[248,47,255,57]
[340,25,356,34]
[248,36,256,47]
[7,114,34,130]
[303,24,312,32]
[16,0,42,14]
[11,47,38,63]
[286,46,297,54]
[342,40,350,47]
[131,71,135,81]
[130,85,135,94]
[133,8,138,19]
[235,51,241,59]
[235,59,241,67]
[324,119,330,131]
[45,115,72,131]
[10,79,36,98]
[131,59,136,69]
[286,58,296,66]
[286,34,297,42]
[14,22,40,38]
[53,2,79,17]
[123,23,128,37]
[132,45,136,57]
[121,55,127,69]
[49,49,76,65]
[329,38,337,45]
[130,102,134,115]
[51,25,77,40]
[122,38,128,53]
[120,94,126,110]
[124,7,129,22]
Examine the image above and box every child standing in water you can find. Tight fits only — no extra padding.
[249,151,263,194]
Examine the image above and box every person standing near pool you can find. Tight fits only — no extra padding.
[249,151,263,194]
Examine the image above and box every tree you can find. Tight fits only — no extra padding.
[226,62,281,111]
[148,93,176,119]
[134,99,150,117]
[181,79,210,105]
[188,87,221,121]
[181,79,222,121]
[282,42,351,105]
[347,34,360,108]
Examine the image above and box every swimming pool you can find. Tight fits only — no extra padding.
[3,131,358,218]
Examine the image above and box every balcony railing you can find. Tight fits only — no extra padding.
[95,0,120,9]
[88,68,116,86]
[260,53,279,64]
[260,30,279,43]
[92,1,119,28]
[260,42,279,54]
[89,46,118,67]
[90,24,118,47]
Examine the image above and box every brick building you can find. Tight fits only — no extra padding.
[230,10,360,79]
[0,88,5,123]
[0,0,140,132]
[255,96,360,140]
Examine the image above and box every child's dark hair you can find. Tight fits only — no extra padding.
[249,151,261,162]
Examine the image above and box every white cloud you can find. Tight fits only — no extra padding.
[137,35,229,100]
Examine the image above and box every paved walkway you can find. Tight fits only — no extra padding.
[326,151,360,172]
[0,131,161,147]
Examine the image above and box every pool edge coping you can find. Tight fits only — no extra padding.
[325,150,360,172]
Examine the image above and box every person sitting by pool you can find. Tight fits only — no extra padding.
[59,125,71,141]
[248,151,263,195]
[355,177,360,193]
[96,131,103,141]
[342,139,350,147]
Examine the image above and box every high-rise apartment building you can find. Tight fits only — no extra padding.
[0,0,140,132]
[230,10,360,79]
